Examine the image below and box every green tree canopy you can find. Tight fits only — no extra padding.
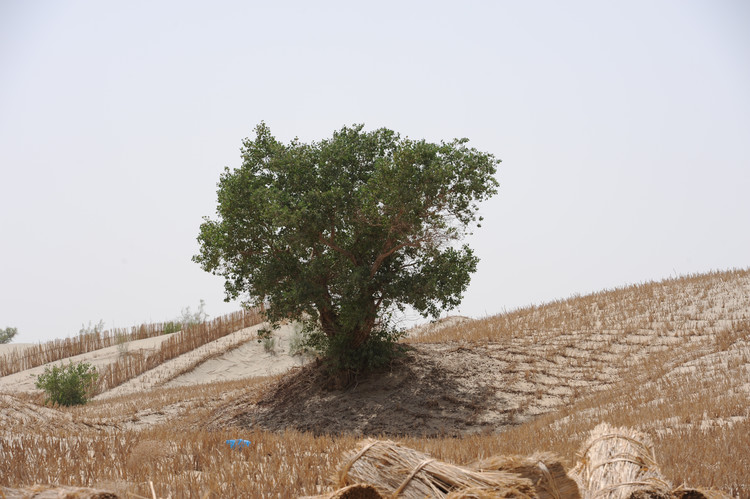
[194,123,499,375]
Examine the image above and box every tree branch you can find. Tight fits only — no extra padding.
[369,236,426,278]
[318,232,358,266]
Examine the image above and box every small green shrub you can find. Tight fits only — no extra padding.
[163,321,182,335]
[160,300,207,334]
[288,323,311,357]
[179,299,209,328]
[35,361,99,406]
[116,332,129,357]
[262,336,276,354]
[79,320,105,335]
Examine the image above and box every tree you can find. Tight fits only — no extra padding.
[0,327,18,344]
[194,123,499,378]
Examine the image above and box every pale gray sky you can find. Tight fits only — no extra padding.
[1,1,749,343]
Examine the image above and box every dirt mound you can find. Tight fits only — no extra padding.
[207,334,626,437]
[209,345,520,437]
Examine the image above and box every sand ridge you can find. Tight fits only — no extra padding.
[0,333,178,394]
[0,322,310,400]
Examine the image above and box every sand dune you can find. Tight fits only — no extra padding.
[0,322,310,399]
[0,333,178,394]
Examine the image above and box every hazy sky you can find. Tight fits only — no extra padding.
[1,1,749,343]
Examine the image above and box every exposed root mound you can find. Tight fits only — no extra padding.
[209,346,507,437]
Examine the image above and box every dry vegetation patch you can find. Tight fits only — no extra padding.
[1,269,749,497]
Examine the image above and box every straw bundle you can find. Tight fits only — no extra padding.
[300,484,385,499]
[572,423,671,499]
[473,453,581,499]
[0,484,119,498]
[444,486,541,498]
[337,439,536,499]
[670,488,734,499]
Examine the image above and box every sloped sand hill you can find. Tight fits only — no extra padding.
[0,323,307,400]
[209,270,750,438]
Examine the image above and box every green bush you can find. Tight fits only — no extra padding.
[35,361,99,406]
[79,320,105,335]
[163,321,182,334]
[261,336,276,354]
[288,323,312,357]
[179,299,208,328]
[160,300,208,334]
[301,320,406,374]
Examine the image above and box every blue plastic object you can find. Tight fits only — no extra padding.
[226,439,252,449]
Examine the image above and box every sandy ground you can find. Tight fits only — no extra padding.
[1,317,464,400]
[2,268,748,440]
[0,333,178,394]
[99,322,308,399]
[163,323,308,388]
[0,322,310,399]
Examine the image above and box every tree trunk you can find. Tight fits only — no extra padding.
[351,318,375,349]
[350,298,379,349]
[318,305,339,339]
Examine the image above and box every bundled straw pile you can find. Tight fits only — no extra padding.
[473,453,581,499]
[571,423,672,499]
[336,439,539,498]
[322,425,732,499]
[301,483,385,499]
[669,489,733,499]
